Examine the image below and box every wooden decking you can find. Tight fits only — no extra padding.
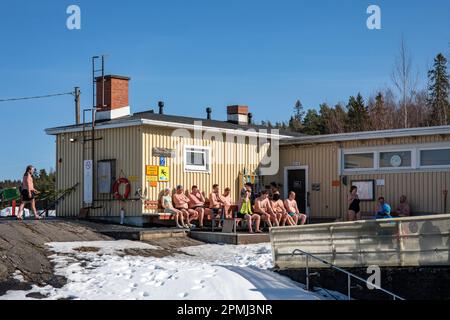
[189,231,270,245]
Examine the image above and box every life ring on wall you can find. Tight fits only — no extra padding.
[113,178,131,200]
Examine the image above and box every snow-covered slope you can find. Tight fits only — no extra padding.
[1,241,338,300]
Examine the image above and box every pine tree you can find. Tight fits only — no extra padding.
[302,109,325,135]
[289,100,304,132]
[427,53,449,125]
[346,93,370,132]
[318,103,332,134]
[368,92,394,130]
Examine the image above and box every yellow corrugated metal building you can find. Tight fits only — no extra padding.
[46,75,450,225]
[272,128,450,222]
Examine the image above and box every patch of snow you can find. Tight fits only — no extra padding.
[0,207,30,217]
[1,241,341,300]
[12,270,25,282]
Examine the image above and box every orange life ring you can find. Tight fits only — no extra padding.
[113,178,131,200]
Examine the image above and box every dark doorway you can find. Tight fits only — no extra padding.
[286,168,307,214]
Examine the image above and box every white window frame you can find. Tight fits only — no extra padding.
[184,145,211,173]
[378,149,414,170]
[418,146,450,169]
[342,151,377,172]
[340,142,450,175]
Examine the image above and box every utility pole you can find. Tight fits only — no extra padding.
[74,87,81,125]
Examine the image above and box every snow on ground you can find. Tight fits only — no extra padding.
[0,207,56,217]
[1,240,341,300]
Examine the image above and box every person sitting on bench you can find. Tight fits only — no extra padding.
[188,185,208,228]
[254,190,279,227]
[237,189,261,233]
[209,184,224,227]
[271,193,295,226]
[221,187,233,219]
[173,185,198,228]
[396,195,411,217]
[161,188,187,229]
[240,182,256,206]
[376,197,393,219]
[284,191,307,225]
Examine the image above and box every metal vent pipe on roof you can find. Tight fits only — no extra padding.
[158,101,164,115]
[206,107,212,120]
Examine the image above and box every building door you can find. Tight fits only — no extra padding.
[285,167,308,214]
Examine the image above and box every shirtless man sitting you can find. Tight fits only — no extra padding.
[254,190,279,228]
[209,184,224,227]
[284,191,307,225]
[271,193,296,226]
[173,185,199,228]
[220,187,233,219]
[188,185,209,228]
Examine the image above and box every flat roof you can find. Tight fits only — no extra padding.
[280,125,450,145]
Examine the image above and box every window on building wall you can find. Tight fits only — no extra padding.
[185,146,210,172]
[379,151,412,168]
[420,148,450,167]
[344,153,374,170]
[341,142,450,174]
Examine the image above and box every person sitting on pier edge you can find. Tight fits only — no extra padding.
[221,187,233,219]
[284,191,307,225]
[396,195,411,217]
[237,189,262,233]
[188,185,208,228]
[209,184,224,228]
[254,190,278,228]
[161,188,187,229]
[376,197,393,220]
[271,192,295,226]
[173,185,198,228]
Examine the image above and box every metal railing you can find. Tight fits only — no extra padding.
[291,249,405,300]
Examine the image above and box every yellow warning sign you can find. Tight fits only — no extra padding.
[146,165,158,176]
[158,166,170,182]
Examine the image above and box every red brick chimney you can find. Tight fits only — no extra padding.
[95,75,131,121]
[227,105,249,125]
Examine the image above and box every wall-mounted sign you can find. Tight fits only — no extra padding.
[312,183,321,191]
[153,147,176,158]
[148,176,158,187]
[376,179,385,186]
[351,180,375,201]
[332,180,341,187]
[144,200,159,210]
[160,157,167,166]
[128,176,139,182]
[146,165,158,176]
[158,166,170,182]
[83,160,93,205]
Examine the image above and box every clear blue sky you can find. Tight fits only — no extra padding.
[0,0,449,180]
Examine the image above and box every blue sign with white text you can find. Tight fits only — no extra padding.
[160,157,167,166]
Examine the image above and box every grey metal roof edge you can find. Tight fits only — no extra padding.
[45,117,295,139]
[279,125,450,145]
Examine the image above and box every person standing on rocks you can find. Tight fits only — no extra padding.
[17,165,41,220]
